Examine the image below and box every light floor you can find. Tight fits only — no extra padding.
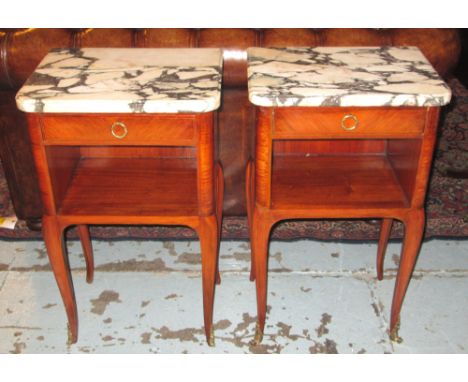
[0,238,467,353]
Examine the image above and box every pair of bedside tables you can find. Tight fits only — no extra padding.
[16,46,451,346]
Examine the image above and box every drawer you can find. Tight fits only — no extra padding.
[273,107,427,139]
[40,114,196,146]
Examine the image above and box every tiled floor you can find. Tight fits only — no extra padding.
[0,237,467,353]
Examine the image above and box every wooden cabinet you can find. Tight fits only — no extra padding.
[246,46,451,344]
[17,48,224,346]
[248,105,440,344]
[27,112,223,345]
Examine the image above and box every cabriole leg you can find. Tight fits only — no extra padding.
[377,218,393,280]
[245,160,256,282]
[251,209,272,345]
[215,163,224,285]
[389,210,425,343]
[77,225,94,284]
[43,215,78,344]
[198,215,219,346]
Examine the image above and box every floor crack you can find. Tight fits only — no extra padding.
[0,247,19,292]
[363,277,395,353]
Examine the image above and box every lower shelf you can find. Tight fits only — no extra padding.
[59,157,198,216]
[271,154,409,210]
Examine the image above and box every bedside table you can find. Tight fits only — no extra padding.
[16,48,224,346]
[246,47,451,344]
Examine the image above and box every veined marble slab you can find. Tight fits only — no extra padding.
[16,48,223,113]
[247,47,452,107]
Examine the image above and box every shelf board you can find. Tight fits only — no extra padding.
[59,157,198,216]
[271,154,409,210]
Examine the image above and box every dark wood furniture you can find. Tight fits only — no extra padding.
[0,29,461,230]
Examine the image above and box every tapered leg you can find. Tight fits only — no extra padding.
[198,215,219,346]
[251,208,272,345]
[377,218,393,281]
[77,225,94,284]
[389,209,425,342]
[43,215,78,344]
[215,163,224,285]
[245,160,256,281]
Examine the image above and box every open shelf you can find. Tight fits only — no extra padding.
[271,154,409,210]
[59,157,198,216]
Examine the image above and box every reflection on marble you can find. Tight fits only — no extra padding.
[16,48,223,113]
[247,47,451,107]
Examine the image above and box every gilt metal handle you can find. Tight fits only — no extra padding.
[341,114,359,131]
[111,121,128,139]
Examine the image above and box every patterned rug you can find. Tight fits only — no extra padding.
[1,78,467,241]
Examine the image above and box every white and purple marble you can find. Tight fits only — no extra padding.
[16,48,223,113]
[247,47,452,107]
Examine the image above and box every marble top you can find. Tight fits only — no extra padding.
[247,47,451,107]
[16,48,223,113]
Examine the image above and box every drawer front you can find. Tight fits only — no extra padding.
[40,115,196,146]
[273,107,427,139]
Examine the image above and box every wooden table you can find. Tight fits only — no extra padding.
[16,48,224,346]
[246,47,452,344]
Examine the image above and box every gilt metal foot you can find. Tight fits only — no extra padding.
[389,316,403,343]
[67,323,73,345]
[207,328,215,347]
[250,322,263,345]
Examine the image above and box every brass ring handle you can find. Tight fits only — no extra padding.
[341,114,359,131]
[111,121,128,139]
